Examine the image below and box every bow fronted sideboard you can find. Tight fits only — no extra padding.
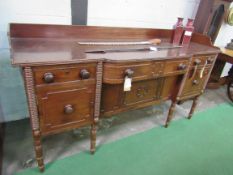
[9,24,220,172]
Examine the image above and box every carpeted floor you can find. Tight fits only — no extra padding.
[15,103,233,175]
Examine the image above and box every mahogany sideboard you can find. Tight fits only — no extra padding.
[9,23,220,172]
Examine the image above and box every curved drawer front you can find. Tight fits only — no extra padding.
[191,55,216,67]
[103,61,164,84]
[163,59,189,76]
[33,63,96,85]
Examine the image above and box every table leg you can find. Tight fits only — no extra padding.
[33,130,44,172]
[165,101,177,128]
[90,124,97,154]
[188,96,199,119]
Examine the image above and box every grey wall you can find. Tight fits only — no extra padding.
[71,0,88,25]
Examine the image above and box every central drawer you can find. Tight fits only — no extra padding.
[103,61,164,84]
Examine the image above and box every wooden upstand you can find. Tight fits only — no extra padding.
[9,24,220,172]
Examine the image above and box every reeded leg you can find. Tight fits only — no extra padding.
[33,130,44,172]
[90,124,97,154]
[165,101,177,128]
[188,96,199,119]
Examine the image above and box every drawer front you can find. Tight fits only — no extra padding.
[124,79,164,106]
[103,61,165,84]
[191,55,215,67]
[180,67,211,97]
[33,63,96,85]
[37,83,95,134]
[164,59,189,75]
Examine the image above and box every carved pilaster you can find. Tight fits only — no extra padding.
[90,61,103,153]
[23,67,39,130]
[94,61,103,122]
[23,67,44,172]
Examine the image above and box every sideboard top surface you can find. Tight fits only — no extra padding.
[9,23,220,66]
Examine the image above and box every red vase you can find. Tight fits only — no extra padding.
[181,18,194,46]
[172,17,184,45]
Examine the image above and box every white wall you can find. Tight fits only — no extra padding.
[0,0,71,49]
[88,0,200,29]
[214,3,233,77]
[0,0,71,122]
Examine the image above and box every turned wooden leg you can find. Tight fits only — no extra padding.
[188,96,199,119]
[33,130,44,172]
[165,101,177,128]
[90,124,97,154]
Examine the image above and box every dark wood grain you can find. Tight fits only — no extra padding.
[10,23,172,39]
[9,24,220,172]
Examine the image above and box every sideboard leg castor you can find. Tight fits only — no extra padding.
[165,101,177,128]
[188,96,199,119]
[90,124,97,154]
[33,130,44,172]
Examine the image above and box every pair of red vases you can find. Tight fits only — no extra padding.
[172,18,194,46]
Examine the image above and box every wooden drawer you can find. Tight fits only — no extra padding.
[164,59,189,75]
[103,61,165,84]
[180,67,211,98]
[37,82,95,134]
[33,63,96,85]
[191,55,215,67]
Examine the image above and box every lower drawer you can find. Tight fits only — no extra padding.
[37,83,95,134]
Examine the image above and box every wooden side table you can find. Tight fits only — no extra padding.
[208,48,233,89]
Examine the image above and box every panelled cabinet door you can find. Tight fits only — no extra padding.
[124,79,163,106]
[38,86,94,134]
[180,66,211,98]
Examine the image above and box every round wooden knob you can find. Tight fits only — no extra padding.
[43,72,54,83]
[125,69,134,78]
[207,57,214,64]
[192,80,199,85]
[80,69,90,79]
[177,63,187,70]
[64,104,74,114]
[194,59,201,65]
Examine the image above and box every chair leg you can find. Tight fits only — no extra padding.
[188,96,199,119]
[165,101,177,128]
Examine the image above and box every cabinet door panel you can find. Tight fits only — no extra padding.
[180,67,210,97]
[124,79,163,106]
[38,85,94,134]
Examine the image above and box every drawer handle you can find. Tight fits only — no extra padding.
[192,80,199,85]
[80,69,90,79]
[64,104,74,114]
[125,69,134,78]
[177,63,187,70]
[194,59,201,65]
[207,57,214,64]
[43,72,54,83]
